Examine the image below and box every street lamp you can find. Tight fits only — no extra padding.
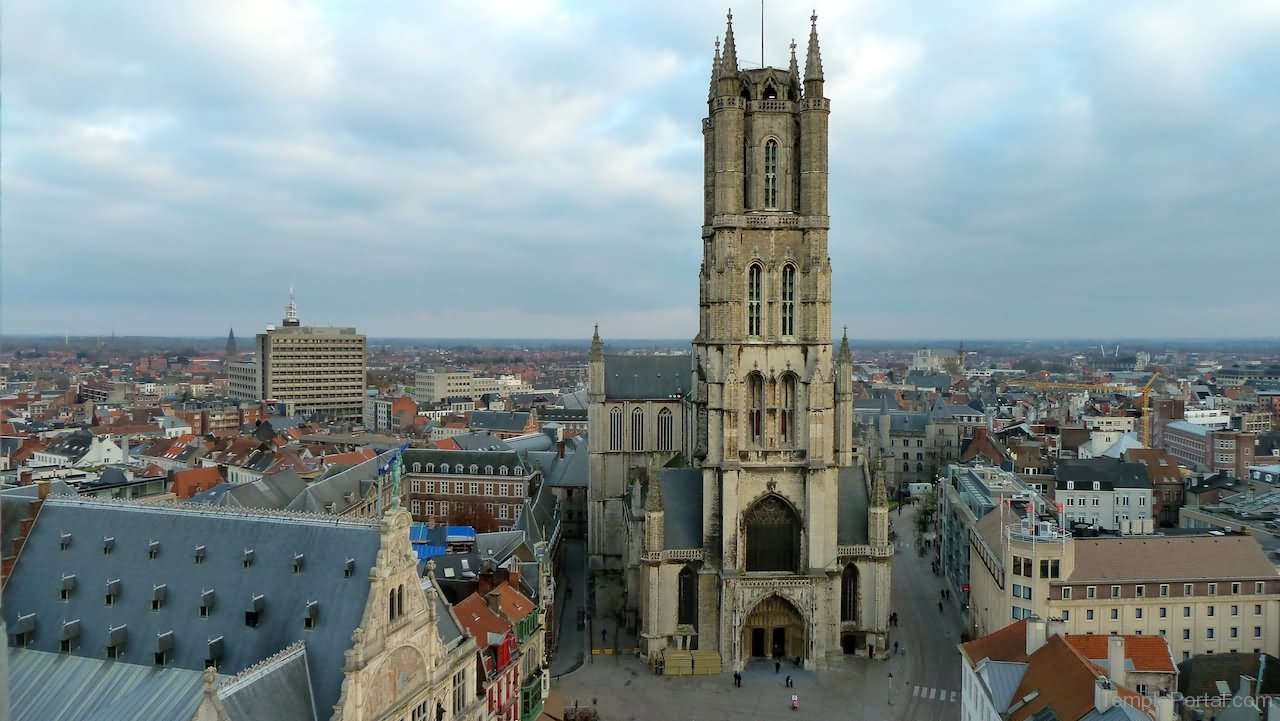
[888,672,894,707]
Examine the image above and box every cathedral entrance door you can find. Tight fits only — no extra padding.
[741,595,806,662]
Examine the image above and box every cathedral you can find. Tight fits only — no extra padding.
[586,12,892,670]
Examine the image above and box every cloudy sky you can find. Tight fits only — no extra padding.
[4,1,1278,340]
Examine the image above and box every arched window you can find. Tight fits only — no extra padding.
[485,465,493,475]
[781,264,795,336]
[917,463,924,473]
[439,465,448,474]
[657,408,674,452]
[454,464,463,474]
[469,464,478,474]
[747,373,764,445]
[425,463,434,473]
[413,462,421,473]
[780,374,797,445]
[499,466,509,476]
[678,566,698,626]
[514,467,523,476]
[631,407,645,451]
[841,565,859,622]
[903,462,910,472]
[747,263,762,336]
[744,495,800,572]
[763,139,778,209]
[609,407,624,451]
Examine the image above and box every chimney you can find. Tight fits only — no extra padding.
[1238,675,1256,701]
[508,563,522,591]
[485,589,502,616]
[1046,617,1066,640]
[36,480,49,501]
[1094,678,1118,713]
[1108,634,1127,689]
[1154,692,1175,721]
[1025,616,1048,656]
[558,439,566,459]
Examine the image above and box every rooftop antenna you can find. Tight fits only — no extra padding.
[760,0,765,68]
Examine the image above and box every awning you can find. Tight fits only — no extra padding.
[247,594,264,613]
[155,631,174,653]
[304,601,319,623]
[152,584,167,602]
[61,619,80,640]
[61,574,77,591]
[207,636,224,660]
[13,613,35,634]
[105,579,121,596]
[108,624,128,646]
[201,589,215,610]
[102,536,115,552]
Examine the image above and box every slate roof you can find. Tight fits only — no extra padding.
[7,646,219,721]
[837,465,870,545]
[1056,458,1152,489]
[43,429,95,460]
[217,641,316,721]
[513,481,559,548]
[191,469,309,510]
[1,497,383,716]
[402,448,528,474]
[660,468,703,550]
[1177,652,1280,697]
[559,389,590,410]
[286,450,392,514]
[527,436,588,489]
[602,354,691,400]
[450,431,513,452]
[468,411,532,433]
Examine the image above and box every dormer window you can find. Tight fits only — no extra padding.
[242,549,255,568]
[13,613,35,647]
[60,619,80,653]
[61,574,76,601]
[151,584,167,611]
[105,579,121,607]
[60,532,72,550]
[200,589,215,618]
[344,558,356,578]
[106,624,127,659]
[304,601,319,629]
[205,636,224,671]
[154,631,173,665]
[245,594,264,627]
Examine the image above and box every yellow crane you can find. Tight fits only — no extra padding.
[1007,379,1119,394]
[1139,372,1161,448]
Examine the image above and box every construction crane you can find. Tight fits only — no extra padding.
[1138,372,1161,448]
[1007,379,1120,394]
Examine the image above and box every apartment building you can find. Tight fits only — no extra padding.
[402,448,536,531]
[228,296,367,421]
[1164,421,1255,478]
[1055,457,1154,532]
[967,506,1280,663]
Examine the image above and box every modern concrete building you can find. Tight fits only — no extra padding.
[1163,421,1255,478]
[228,294,367,421]
[415,370,475,404]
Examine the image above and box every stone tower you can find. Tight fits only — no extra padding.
[683,11,888,669]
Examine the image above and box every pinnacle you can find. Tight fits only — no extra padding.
[719,8,739,79]
[805,10,824,81]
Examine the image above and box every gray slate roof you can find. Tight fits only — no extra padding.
[527,436,588,489]
[1055,458,1152,489]
[1,497,382,716]
[450,431,513,452]
[660,468,703,549]
[286,451,392,514]
[837,465,870,545]
[217,642,316,721]
[603,354,691,400]
[468,411,532,433]
[190,469,309,510]
[7,646,218,721]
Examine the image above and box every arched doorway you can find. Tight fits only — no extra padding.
[741,595,805,661]
[743,495,801,572]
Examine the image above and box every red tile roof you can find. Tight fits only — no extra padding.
[1065,634,1176,674]
[961,618,1029,664]
[171,467,223,499]
[454,592,512,647]
[490,582,535,623]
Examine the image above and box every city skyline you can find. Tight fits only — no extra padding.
[4,1,1279,339]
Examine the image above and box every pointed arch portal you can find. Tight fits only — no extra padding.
[742,594,806,660]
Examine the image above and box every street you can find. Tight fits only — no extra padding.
[545,503,965,720]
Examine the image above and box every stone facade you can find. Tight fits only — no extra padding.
[586,13,891,672]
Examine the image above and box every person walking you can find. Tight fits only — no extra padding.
[733,671,741,687]
[894,640,899,655]
[785,675,793,688]
[775,660,781,674]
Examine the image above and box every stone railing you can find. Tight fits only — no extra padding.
[712,214,828,230]
[837,544,894,559]
[802,98,831,111]
[751,99,794,113]
[641,548,705,563]
[736,577,813,589]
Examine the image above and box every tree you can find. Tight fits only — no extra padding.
[913,487,938,541]
[446,500,500,533]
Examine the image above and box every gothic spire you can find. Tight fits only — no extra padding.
[871,456,888,507]
[804,10,824,82]
[719,9,739,80]
[590,323,603,358]
[838,325,851,361]
[709,37,721,100]
[789,37,800,81]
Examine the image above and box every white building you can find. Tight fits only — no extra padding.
[1055,458,1153,531]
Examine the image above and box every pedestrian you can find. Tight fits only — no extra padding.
[775,660,781,674]
[938,600,943,613]
[734,671,741,687]
[785,675,793,688]
[601,628,608,644]
[894,640,899,655]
